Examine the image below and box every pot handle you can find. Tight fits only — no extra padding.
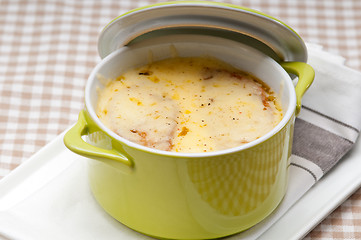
[281,62,315,116]
[63,110,133,167]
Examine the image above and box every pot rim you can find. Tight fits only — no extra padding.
[85,38,297,158]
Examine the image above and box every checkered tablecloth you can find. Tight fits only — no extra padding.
[0,0,360,239]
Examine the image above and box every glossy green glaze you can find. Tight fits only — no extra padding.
[63,2,315,239]
[62,52,312,240]
[281,62,315,115]
[66,109,294,239]
[63,103,300,239]
[64,110,133,167]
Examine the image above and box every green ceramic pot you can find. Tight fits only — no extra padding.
[64,2,314,239]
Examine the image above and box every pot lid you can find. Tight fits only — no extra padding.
[98,1,307,63]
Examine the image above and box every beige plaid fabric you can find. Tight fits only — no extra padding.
[0,0,360,239]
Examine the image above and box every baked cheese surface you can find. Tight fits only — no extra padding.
[96,57,283,153]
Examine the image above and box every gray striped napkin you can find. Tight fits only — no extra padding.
[293,43,361,180]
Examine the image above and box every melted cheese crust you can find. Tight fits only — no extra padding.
[96,57,283,153]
